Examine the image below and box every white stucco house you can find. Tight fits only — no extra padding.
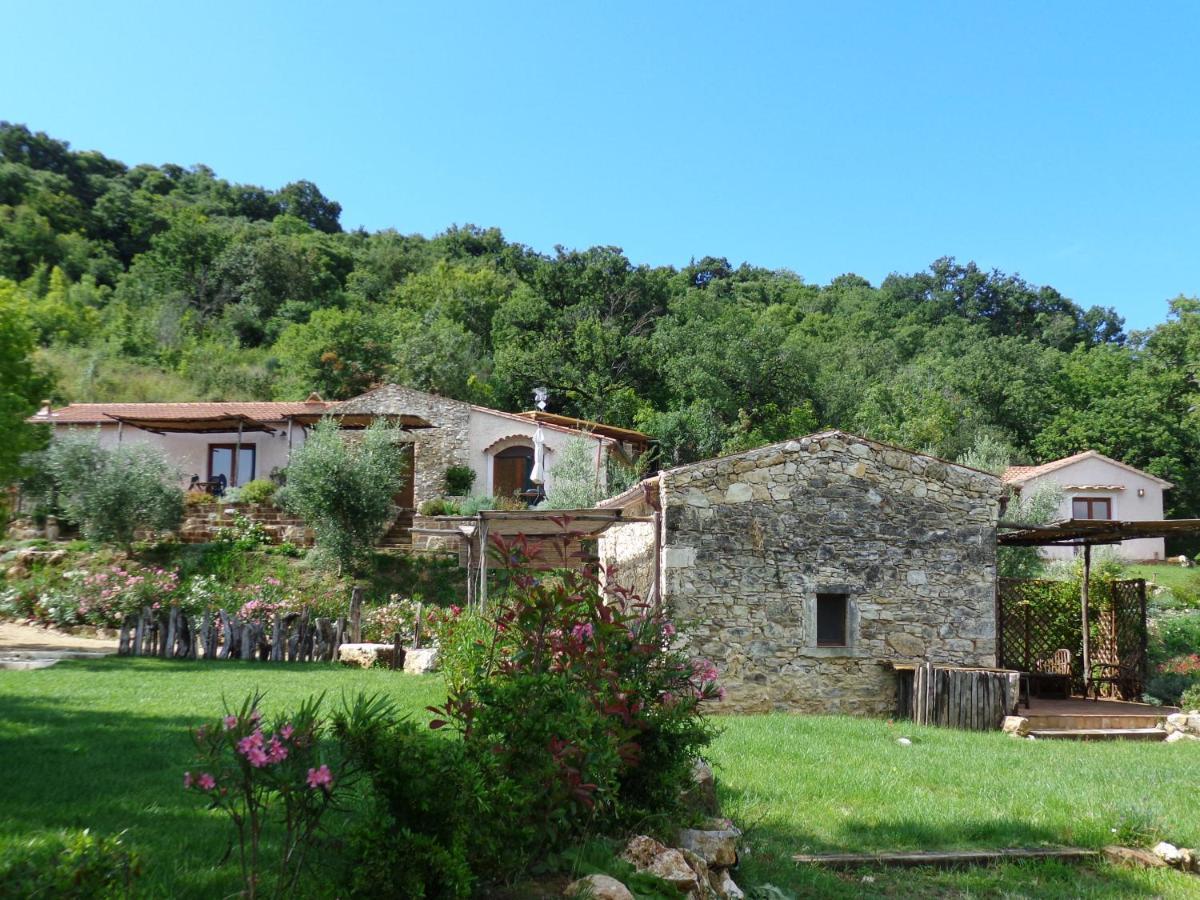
[1002,450,1172,561]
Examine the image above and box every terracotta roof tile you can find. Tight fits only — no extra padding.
[1001,451,1173,488]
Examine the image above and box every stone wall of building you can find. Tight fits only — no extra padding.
[598,520,656,601]
[330,385,472,507]
[658,431,1002,715]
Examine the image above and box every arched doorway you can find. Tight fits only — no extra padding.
[493,444,535,504]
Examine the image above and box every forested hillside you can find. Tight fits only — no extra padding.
[3,122,1199,517]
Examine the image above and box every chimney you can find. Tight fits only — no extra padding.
[36,399,52,418]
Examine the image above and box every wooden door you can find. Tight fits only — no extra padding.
[393,444,415,508]
[493,447,533,501]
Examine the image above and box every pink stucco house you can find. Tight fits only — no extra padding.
[1002,450,1172,561]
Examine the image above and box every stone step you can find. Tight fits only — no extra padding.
[1025,714,1164,731]
[1028,727,1166,742]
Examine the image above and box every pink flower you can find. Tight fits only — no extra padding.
[223,715,238,730]
[198,772,216,791]
[280,723,294,740]
[571,622,595,641]
[237,729,264,758]
[306,765,333,790]
[266,736,287,763]
[183,771,193,788]
[249,709,262,723]
[661,621,676,638]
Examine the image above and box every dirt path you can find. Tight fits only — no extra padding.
[0,621,117,653]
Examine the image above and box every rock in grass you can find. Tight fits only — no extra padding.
[563,874,634,899]
[896,737,912,746]
[1153,842,1184,865]
[336,643,395,669]
[402,647,438,674]
[677,824,741,868]
[709,867,746,899]
[1002,715,1029,736]
[619,836,699,893]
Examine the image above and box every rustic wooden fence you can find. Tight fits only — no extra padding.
[117,607,349,661]
[897,663,1020,730]
[116,587,366,663]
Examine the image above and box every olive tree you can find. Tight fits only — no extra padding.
[31,435,184,547]
[278,419,407,573]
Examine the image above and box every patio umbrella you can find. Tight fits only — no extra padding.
[530,421,546,486]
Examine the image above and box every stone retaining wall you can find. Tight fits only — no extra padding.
[652,431,1002,715]
[410,514,472,560]
[179,503,314,546]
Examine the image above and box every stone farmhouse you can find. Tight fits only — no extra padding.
[598,431,1003,714]
[1002,451,1171,562]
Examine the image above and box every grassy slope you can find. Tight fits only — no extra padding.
[1126,563,1200,597]
[1,660,1198,898]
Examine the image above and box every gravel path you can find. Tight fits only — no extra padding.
[0,620,117,653]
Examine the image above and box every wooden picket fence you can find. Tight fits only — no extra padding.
[116,587,366,663]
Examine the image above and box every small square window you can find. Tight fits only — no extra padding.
[816,593,848,647]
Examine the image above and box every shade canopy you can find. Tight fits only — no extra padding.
[998,518,1200,547]
[105,413,276,435]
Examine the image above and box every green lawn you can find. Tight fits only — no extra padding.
[2,659,1199,898]
[1127,562,1200,601]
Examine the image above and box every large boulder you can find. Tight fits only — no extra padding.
[677,823,741,868]
[564,874,634,900]
[403,647,439,674]
[620,836,700,894]
[337,643,395,669]
[709,867,745,900]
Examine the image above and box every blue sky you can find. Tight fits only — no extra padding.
[5,1,1198,330]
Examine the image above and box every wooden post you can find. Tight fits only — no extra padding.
[413,602,423,649]
[349,586,364,643]
[1081,544,1092,696]
[478,517,489,611]
[652,509,663,611]
[391,631,402,670]
[234,419,244,487]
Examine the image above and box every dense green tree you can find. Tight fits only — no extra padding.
[279,419,407,573]
[271,307,393,399]
[8,120,1200,543]
[0,281,50,481]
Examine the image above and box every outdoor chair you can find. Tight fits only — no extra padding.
[1088,662,1140,701]
[1028,648,1073,700]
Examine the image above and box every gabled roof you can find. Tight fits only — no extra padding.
[327,383,620,444]
[514,411,651,446]
[1001,450,1173,489]
[29,399,328,425]
[599,429,1000,510]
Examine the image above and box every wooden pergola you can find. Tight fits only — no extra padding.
[105,410,435,460]
[411,508,658,609]
[998,518,1200,693]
